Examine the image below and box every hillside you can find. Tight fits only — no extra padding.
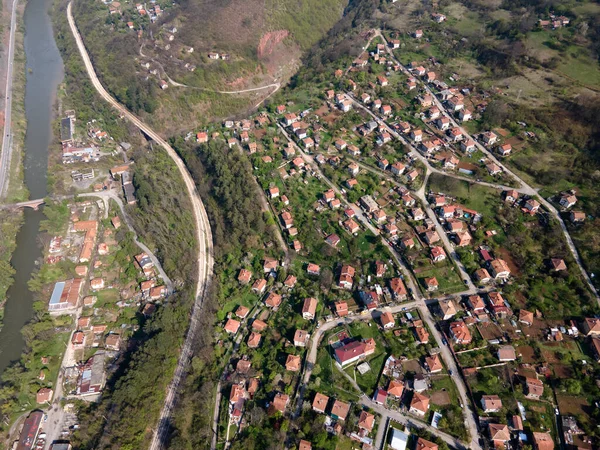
[69,0,348,133]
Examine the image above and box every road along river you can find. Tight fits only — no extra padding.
[0,0,63,374]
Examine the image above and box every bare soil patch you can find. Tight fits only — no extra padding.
[516,345,536,363]
[477,322,503,341]
[497,247,521,276]
[402,359,423,375]
[557,395,591,416]
[431,390,451,406]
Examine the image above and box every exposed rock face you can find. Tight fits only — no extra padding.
[257,30,289,59]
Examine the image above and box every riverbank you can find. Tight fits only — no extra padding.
[0,0,30,323]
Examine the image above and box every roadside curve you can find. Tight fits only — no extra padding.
[66,4,214,449]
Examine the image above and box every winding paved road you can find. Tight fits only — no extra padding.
[80,190,174,293]
[276,124,481,449]
[0,0,19,198]
[373,29,600,303]
[67,5,214,450]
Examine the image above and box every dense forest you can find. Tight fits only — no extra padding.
[163,139,276,449]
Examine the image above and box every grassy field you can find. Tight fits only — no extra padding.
[415,262,465,295]
[428,173,501,218]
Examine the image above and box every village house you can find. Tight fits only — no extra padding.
[524,198,541,214]
[519,309,534,326]
[307,263,321,276]
[267,186,280,199]
[425,354,443,373]
[36,388,53,404]
[467,295,486,313]
[570,211,585,223]
[344,218,360,233]
[489,259,511,280]
[414,326,430,344]
[252,279,267,295]
[339,265,356,290]
[582,317,600,336]
[335,301,349,317]
[224,318,241,334]
[450,321,472,345]
[431,246,446,263]
[461,139,476,153]
[497,345,517,362]
[488,292,511,317]
[423,231,440,245]
[533,432,554,450]
[482,131,498,145]
[504,189,519,203]
[459,109,472,122]
[331,399,350,421]
[373,388,388,405]
[358,411,375,433]
[559,193,577,209]
[269,392,289,415]
[299,441,311,450]
[439,299,457,320]
[486,162,502,176]
[235,305,250,319]
[263,257,279,274]
[409,392,430,417]
[238,269,252,285]
[489,424,510,446]
[71,331,86,350]
[265,292,282,308]
[481,395,503,413]
[294,329,309,347]
[417,438,438,450]
[105,333,121,351]
[446,96,464,111]
[383,223,398,236]
[454,231,472,247]
[550,258,567,272]
[334,338,376,367]
[302,297,318,320]
[524,377,544,399]
[428,106,441,120]
[435,116,450,131]
[424,277,439,292]
[285,354,301,371]
[475,268,492,284]
[284,275,297,288]
[411,208,426,221]
[389,278,407,301]
[388,380,404,398]
[312,392,329,414]
[498,143,511,156]
[380,311,395,329]
[410,129,423,142]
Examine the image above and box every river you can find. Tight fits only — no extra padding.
[0,0,63,374]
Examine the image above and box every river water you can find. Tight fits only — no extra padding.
[0,0,63,374]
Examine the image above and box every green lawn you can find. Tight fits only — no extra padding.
[416,263,465,295]
[347,351,386,393]
[428,173,502,218]
[95,288,119,308]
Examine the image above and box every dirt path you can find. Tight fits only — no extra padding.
[67,5,215,450]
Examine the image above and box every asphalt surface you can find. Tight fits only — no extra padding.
[373,29,600,304]
[67,5,215,450]
[276,124,482,448]
[0,0,19,198]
